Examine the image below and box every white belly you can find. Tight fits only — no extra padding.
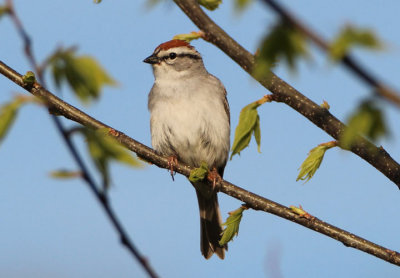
[149,82,230,169]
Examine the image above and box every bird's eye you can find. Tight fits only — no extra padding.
[169,52,177,59]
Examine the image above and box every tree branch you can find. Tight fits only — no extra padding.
[172,0,400,189]
[1,61,159,278]
[5,1,159,277]
[261,0,400,108]
[1,60,399,266]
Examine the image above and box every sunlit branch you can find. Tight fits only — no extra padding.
[261,0,400,108]
[173,0,400,189]
[4,1,159,277]
[0,60,399,266]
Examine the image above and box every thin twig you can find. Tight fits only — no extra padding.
[0,60,399,266]
[5,2,159,277]
[172,0,400,188]
[261,0,400,107]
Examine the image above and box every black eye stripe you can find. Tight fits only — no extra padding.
[160,53,201,61]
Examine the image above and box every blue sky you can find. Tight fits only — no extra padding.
[1,0,400,277]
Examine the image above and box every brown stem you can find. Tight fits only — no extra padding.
[0,60,399,266]
[4,1,159,277]
[261,0,400,108]
[172,0,400,189]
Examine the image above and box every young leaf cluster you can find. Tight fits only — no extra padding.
[254,20,309,79]
[0,95,36,146]
[340,100,388,149]
[234,0,253,12]
[230,97,271,159]
[0,5,10,19]
[22,71,36,86]
[297,142,337,183]
[219,206,247,246]
[189,161,209,182]
[329,26,382,61]
[173,31,204,43]
[48,48,116,104]
[77,128,141,189]
[197,0,222,10]
[50,169,82,179]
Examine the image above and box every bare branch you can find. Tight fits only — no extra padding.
[4,1,159,277]
[172,0,400,189]
[0,60,399,266]
[261,0,400,108]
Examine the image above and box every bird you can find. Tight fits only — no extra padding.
[144,39,230,259]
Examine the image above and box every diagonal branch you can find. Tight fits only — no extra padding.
[5,1,159,277]
[172,0,400,189]
[261,0,400,108]
[0,60,399,266]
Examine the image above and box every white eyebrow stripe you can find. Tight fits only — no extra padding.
[156,47,200,57]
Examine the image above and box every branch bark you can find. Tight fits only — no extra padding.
[5,1,159,276]
[173,0,400,189]
[261,0,400,108]
[1,60,399,266]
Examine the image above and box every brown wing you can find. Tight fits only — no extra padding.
[223,87,230,125]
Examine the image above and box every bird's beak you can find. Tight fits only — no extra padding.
[143,54,160,64]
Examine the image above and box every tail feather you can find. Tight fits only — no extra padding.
[195,186,227,259]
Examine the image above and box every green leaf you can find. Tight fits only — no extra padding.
[320,100,330,110]
[93,0,102,3]
[340,100,388,149]
[189,162,209,183]
[77,128,141,189]
[296,142,337,183]
[290,205,307,216]
[329,25,382,61]
[50,169,82,179]
[145,0,163,8]
[48,48,117,104]
[198,0,222,10]
[0,97,25,146]
[230,98,267,159]
[0,5,10,19]
[289,205,314,219]
[253,115,261,153]
[173,31,203,43]
[219,206,246,246]
[253,20,309,79]
[234,0,253,11]
[22,71,36,86]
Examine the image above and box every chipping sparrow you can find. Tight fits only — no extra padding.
[144,40,230,259]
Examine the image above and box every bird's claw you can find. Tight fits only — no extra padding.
[207,167,222,190]
[167,155,178,181]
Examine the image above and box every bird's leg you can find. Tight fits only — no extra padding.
[167,155,178,181]
[207,167,222,191]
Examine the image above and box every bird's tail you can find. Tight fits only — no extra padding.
[195,185,227,259]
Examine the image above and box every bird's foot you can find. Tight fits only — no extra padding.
[167,155,178,181]
[207,167,222,190]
